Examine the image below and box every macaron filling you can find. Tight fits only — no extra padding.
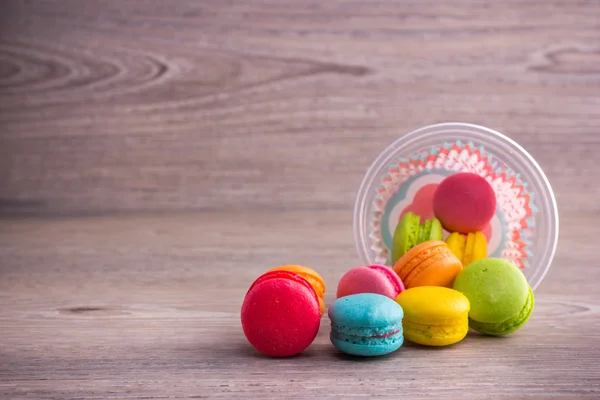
[331,322,404,346]
[469,287,534,336]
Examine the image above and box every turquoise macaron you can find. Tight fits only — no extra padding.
[329,293,404,356]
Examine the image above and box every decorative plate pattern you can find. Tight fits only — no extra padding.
[369,141,537,269]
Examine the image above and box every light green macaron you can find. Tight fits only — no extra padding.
[453,258,534,336]
[392,212,443,264]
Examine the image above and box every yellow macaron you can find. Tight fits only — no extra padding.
[395,286,470,346]
[446,232,487,267]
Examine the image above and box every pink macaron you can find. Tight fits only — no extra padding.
[433,172,497,233]
[337,265,405,299]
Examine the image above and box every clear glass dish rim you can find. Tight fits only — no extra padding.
[353,122,559,291]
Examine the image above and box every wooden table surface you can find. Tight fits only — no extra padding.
[1,1,599,398]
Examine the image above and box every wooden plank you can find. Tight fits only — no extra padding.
[1,211,599,398]
[1,0,599,215]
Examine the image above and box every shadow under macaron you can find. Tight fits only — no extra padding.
[237,342,323,360]
[329,348,402,362]
[465,329,513,340]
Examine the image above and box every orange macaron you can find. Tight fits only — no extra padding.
[393,240,463,289]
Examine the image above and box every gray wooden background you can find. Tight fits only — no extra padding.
[1,1,599,398]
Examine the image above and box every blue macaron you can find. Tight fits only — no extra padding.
[329,293,404,356]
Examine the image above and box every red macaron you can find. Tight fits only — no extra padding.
[433,173,497,233]
[241,270,321,357]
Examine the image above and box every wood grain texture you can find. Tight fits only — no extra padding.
[1,211,599,399]
[1,0,599,215]
[1,1,600,398]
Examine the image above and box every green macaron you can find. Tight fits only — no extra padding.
[453,258,534,336]
[392,212,443,264]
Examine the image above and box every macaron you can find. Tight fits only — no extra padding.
[270,265,326,315]
[446,232,488,266]
[433,173,497,233]
[395,286,470,346]
[453,258,534,336]
[392,212,443,264]
[336,265,405,299]
[241,270,321,357]
[393,240,463,289]
[329,293,404,357]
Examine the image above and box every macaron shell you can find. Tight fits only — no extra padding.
[472,232,488,262]
[463,233,476,266]
[392,212,420,264]
[395,286,470,324]
[337,265,405,299]
[393,241,447,282]
[329,293,404,357]
[247,270,316,297]
[417,219,431,243]
[317,296,325,316]
[404,250,462,288]
[446,233,467,262]
[393,241,462,289]
[270,265,326,298]
[329,293,404,327]
[330,333,404,357]
[402,320,468,347]
[417,218,443,243]
[446,232,487,266]
[453,258,529,324]
[469,286,534,336]
[395,287,470,347]
[368,265,405,296]
[242,273,321,357]
[428,218,443,241]
[433,172,497,233]
[270,265,326,316]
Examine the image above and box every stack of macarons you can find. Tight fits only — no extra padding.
[392,172,495,276]
[241,172,535,358]
[434,172,495,267]
[330,172,534,355]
